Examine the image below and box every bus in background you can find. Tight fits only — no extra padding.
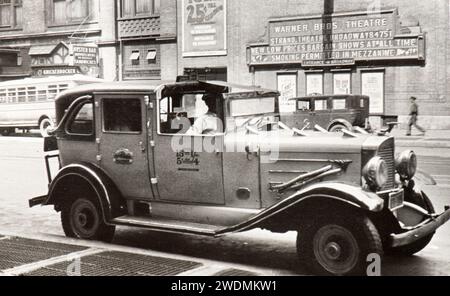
[0,75,104,137]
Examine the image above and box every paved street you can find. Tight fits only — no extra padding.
[0,134,449,276]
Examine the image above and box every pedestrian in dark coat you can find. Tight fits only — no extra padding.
[406,96,426,136]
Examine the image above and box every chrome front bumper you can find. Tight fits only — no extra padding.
[390,206,450,248]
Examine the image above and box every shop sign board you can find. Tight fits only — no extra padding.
[71,44,99,66]
[182,0,227,57]
[248,10,425,67]
[33,67,81,77]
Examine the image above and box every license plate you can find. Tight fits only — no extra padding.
[389,190,404,210]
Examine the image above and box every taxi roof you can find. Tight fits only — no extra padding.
[54,80,279,121]
[55,80,166,100]
[56,80,278,104]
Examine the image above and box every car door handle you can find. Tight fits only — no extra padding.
[113,148,134,165]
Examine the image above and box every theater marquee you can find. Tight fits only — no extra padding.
[247,10,425,67]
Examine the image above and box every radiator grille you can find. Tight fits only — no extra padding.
[378,145,395,190]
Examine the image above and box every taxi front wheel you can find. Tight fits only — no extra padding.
[297,214,383,276]
[61,197,115,243]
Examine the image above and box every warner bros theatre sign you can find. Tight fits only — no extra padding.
[247,10,425,67]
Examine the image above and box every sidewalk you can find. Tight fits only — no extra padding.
[0,233,262,276]
[391,129,450,149]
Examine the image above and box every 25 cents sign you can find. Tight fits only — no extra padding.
[182,0,227,57]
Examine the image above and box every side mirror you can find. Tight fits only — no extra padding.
[44,136,58,152]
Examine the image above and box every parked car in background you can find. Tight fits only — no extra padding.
[30,80,450,276]
[0,75,104,137]
[283,95,370,132]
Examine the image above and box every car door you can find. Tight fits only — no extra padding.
[313,98,331,128]
[97,94,153,200]
[152,94,225,205]
[292,99,313,129]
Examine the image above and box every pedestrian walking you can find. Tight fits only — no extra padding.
[406,96,426,136]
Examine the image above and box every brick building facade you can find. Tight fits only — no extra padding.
[0,0,117,81]
[177,0,450,129]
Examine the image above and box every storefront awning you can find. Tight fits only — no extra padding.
[146,49,157,60]
[28,44,59,56]
[0,48,20,54]
[129,51,140,61]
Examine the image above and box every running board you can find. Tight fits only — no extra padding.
[112,216,226,236]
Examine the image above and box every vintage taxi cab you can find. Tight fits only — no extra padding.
[30,80,450,276]
[283,95,370,132]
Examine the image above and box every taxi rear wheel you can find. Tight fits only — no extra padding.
[297,214,383,276]
[329,124,348,133]
[61,197,115,243]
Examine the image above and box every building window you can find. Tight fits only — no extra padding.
[333,73,351,95]
[50,0,93,25]
[70,0,89,20]
[0,0,22,28]
[277,73,297,113]
[361,71,385,115]
[306,73,324,96]
[146,49,157,64]
[130,50,140,66]
[121,0,160,18]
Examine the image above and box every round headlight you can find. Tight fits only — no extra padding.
[396,150,417,180]
[363,156,388,191]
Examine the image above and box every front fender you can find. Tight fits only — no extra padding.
[44,163,125,222]
[287,182,385,212]
[414,169,437,187]
[219,182,384,235]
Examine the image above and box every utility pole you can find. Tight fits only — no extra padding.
[323,0,334,63]
[324,0,334,15]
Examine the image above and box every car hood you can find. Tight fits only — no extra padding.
[225,129,385,154]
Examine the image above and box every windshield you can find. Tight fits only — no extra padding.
[228,96,279,133]
[230,97,276,117]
